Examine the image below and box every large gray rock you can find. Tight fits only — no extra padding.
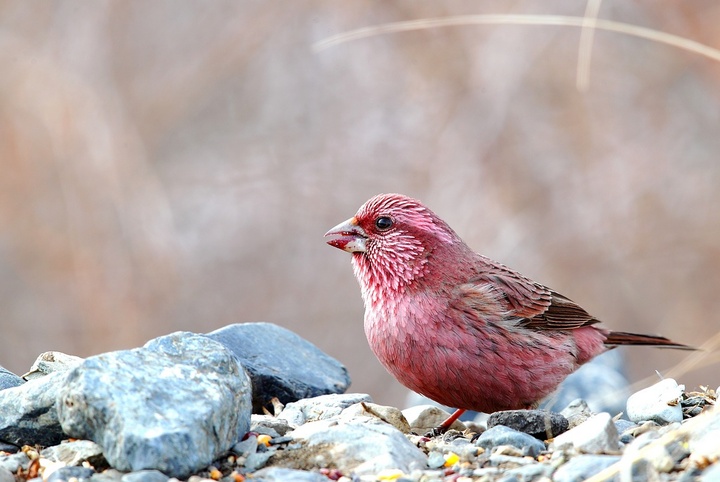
[57,332,252,479]
[0,366,23,391]
[205,322,350,413]
[0,371,68,446]
[287,418,427,475]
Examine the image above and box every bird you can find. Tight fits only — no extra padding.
[325,193,692,429]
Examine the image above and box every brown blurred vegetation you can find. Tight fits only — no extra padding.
[0,1,718,408]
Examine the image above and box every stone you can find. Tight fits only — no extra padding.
[286,418,427,475]
[120,470,170,482]
[487,410,568,440]
[251,415,293,437]
[277,393,371,427]
[0,452,29,473]
[0,467,12,482]
[22,352,83,381]
[626,378,684,425]
[0,371,68,446]
[475,425,545,458]
[46,466,95,481]
[41,440,106,468]
[552,454,621,482]
[205,322,350,413]
[57,332,252,479]
[341,402,411,433]
[0,366,23,391]
[701,462,720,481]
[92,469,125,482]
[552,412,621,454]
[686,405,720,464]
[0,443,17,454]
[504,462,554,481]
[402,405,466,433]
[560,399,594,429]
[614,419,639,444]
[244,451,274,472]
[250,467,329,481]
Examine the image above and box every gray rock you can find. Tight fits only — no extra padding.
[41,440,106,468]
[0,366,23,390]
[552,412,621,454]
[120,470,170,482]
[475,425,545,457]
[0,371,68,446]
[560,399,594,429]
[402,405,466,433]
[702,462,720,482]
[90,469,125,482]
[250,467,329,482]
[231,434,258,457]
[22,352,83,381]
[505,463,553,481]
[288,418,427,475]
[205,322,350,413]
[251,415,292,437]
[46,466,96,482]
[57,332,252,479]
[615,419,639,443]
[427,451,445,469]
[487,410,568,440]
[342,402,411,433]
[244,451,274,472]
[620,430,687,476]
[277,393,371,427]
[552,454,620,482]
[0,451,29,473]
[686,406,720,465]
[0,443,18,453]
[626,378,684,424]
[0,467,13,482]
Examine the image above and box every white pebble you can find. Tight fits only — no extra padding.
[552,412,621,454]
[626,379,684,425]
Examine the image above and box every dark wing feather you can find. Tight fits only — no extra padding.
[465,257,600,330]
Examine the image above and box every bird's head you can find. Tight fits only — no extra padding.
[325,193,461,292]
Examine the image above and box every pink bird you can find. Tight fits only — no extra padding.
[325,193,691,427]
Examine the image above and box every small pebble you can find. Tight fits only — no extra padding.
[475,425,546,458]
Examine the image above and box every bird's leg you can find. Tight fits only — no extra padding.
[439,408,466,430]
[425,408,467,437]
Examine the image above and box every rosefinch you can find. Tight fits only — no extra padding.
[325,193,691,427]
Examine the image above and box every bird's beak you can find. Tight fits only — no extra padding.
[324,217,367,253]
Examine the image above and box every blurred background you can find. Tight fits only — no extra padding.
[1,1,718,409]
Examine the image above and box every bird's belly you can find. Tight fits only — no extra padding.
[365,307,581,413]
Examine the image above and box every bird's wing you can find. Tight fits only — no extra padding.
[459,260,600,330]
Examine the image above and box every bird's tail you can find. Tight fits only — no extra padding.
[604,331,695,350]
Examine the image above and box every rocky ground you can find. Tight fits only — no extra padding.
[0,322,717,482]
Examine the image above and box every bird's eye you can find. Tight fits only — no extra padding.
[374,216,393,231]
